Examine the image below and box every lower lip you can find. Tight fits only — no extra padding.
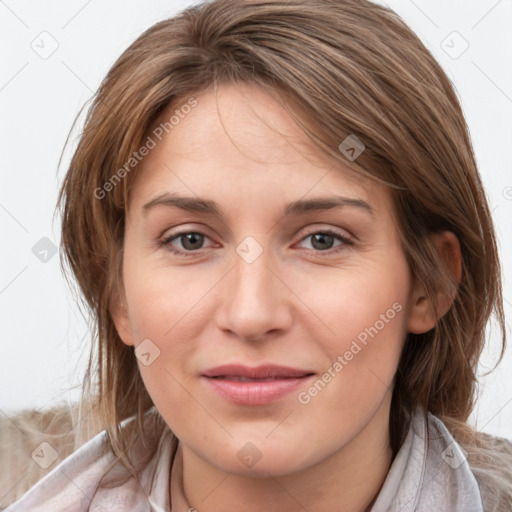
[202,375,314,405]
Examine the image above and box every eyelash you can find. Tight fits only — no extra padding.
[159,228,353,258]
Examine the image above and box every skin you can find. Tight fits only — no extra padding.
[112,83,461,512]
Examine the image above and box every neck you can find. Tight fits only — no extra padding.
[176,400,393,512]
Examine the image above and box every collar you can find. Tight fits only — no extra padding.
[150,408,484,511]
[370,407,484,511]
[5,406,483,511]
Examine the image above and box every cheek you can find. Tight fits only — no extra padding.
[122,263,201,416]
[296,256,409,350]
[122,249,214,345]
[121,253,214,411]
[297,254,410,394]
[301,263,409,414]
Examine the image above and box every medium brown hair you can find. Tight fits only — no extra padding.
[57,0,506,497]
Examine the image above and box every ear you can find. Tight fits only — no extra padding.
[109,288,135,347]
[407,231,462,334]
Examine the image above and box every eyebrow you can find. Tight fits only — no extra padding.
[142,193,375,218]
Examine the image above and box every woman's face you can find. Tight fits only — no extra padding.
[114,83,415,477]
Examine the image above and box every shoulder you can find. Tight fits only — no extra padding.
[3,428,117,511]
[0,404,83,508]
[465,432,512,512]
[437,414,512,512]
[3,407,172,512]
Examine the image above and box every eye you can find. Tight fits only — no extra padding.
[160,230,215,257]
[297,229,353,253]
[159,228,353,258]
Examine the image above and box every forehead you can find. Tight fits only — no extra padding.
[128,83,391,218]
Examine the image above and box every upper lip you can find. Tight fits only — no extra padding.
[202,364,315,379]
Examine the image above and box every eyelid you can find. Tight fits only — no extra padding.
[298,225,353,241]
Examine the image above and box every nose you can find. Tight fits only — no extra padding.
[214,244,293,342]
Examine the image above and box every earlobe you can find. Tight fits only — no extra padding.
[407,231,462,335]
[109,291,135,347]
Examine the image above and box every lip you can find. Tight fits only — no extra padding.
[201,364,315,405]
[202,364,314,379]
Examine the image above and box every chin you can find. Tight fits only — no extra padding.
[203,438,319,478]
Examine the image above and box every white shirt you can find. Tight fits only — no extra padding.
[4,406,484,511]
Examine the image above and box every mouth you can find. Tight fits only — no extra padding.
[208,375,306,382]
[202,364,315,379]
[201,364,315,405]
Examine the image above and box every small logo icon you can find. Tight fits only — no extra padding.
[237,442,263,468]
[32,237,58,263]
[135,338,161,366]
[338,134,365,161]
[441,441,468,469]
[236,236,263,264]
[441,31,469,59]
[31,441,58,469]
[30,31,59,60]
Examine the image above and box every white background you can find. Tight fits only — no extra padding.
[0,0,511,438]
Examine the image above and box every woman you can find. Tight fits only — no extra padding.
[5,0,512,510]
